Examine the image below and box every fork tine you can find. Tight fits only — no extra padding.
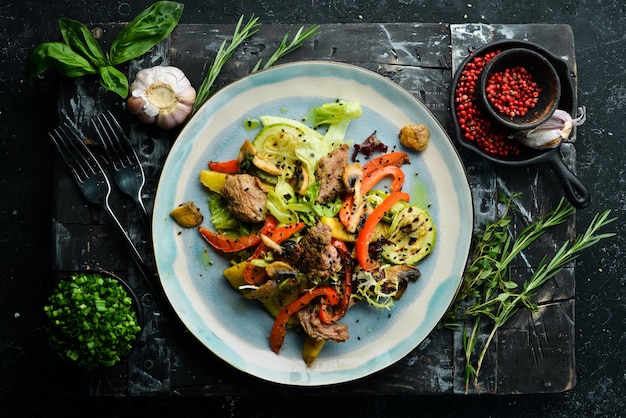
[49,122,156,289]
[49,125,94,182]
[93,111,137,168]
[64,124,102,172]
[93,113,126,169]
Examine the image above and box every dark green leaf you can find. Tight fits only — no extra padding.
[108,1,184,66]
[59,18,107,67]
[503,281,518,289]
[26,42,97,81]
[99,65,129,98]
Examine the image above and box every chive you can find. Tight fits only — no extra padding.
[44,272,142,370]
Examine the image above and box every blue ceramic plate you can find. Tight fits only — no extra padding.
[153,61,473,386]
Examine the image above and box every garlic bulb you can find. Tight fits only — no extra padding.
[517,106,587,149]
[127,66,196,130]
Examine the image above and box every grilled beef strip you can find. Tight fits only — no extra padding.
[298,304,349,342]
[221,173,268,223]
[315,144,349,204]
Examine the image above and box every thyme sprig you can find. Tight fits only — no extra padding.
[251,25,321,72]
[445,194,616,392]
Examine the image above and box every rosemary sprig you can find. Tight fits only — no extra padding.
[251,24,321,72]
[192,19,320,115]
[192,15,261,114]
[445,194,616,392]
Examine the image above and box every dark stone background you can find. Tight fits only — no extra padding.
[1,1,623,417]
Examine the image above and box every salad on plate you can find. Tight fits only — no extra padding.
[189,99,436,366]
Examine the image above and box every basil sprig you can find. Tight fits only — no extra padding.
[26,1,183,98]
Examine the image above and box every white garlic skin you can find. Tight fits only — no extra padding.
[127,66,196,130]
[517,107,587,149]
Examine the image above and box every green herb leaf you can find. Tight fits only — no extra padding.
[99,65,129,98]
[59,18,107,67]
[108,1,184,66]
[444,194,616,393]
[26,42,97,81]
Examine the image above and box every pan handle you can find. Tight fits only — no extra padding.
[544,151,591,208]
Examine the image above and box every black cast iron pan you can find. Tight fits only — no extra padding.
[450,40,590,208]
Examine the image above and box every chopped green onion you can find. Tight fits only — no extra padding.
[44,272,142,370]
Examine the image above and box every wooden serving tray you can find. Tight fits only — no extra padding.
[52,23,577,396]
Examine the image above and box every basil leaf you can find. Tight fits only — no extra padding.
[26,42,97,81]
[59,18,107,67]
[108,1,184,66]
[99,65,129,98]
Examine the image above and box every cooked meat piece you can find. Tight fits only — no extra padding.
[298,304,349,343]
[315,144,349,204]
[296,222,341,278]
[222,173,268,223]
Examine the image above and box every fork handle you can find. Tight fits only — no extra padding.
[134,195,152,232]
[103,204,186,335]
[102,204,160,295]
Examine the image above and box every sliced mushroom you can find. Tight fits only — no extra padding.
[385,265,421,300]
[342,163,367,233]
[342,163,362,193]
[293,164,309,195]
[399,124,430,151]
[265,261,299,280]
[260,233,284,254]
[238,139,282,176]
[169,201,203,228]
[242,279,278,302]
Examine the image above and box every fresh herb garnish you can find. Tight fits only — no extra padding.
[192,15,261,114]
[26,1,184,98]
[192,17,320,114]
[444,193,616,392]
[44,272,142,370]
[251,24,321,72]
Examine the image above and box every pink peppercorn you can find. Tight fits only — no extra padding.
[454,50,525,158]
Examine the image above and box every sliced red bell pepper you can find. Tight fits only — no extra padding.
[339,155,409,229]
[269,286,340,354]
[338,194,358,230]
[361,165,405,194]
[331,238,349,253]
[355,191,410,271]
[319,246,353,325]
[199,215,277,255]
[261,215,279,234]
[198,226,261,253]
[265,222,306,242]
[361,151,410,175]
[243,220,305,285]
[208,159,240,173]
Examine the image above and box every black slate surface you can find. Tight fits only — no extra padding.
[51,21,580,397]
[1,1,624,417]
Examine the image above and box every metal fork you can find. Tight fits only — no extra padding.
[91,111,150,228]
[49,124,155,289]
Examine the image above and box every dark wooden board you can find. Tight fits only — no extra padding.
[52,23,577,396]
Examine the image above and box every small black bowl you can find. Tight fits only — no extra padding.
[45,269,144,370]
[478,48,561,132]
[450,40,590,208]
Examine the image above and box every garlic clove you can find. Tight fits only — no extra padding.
[517,106,587,149]
[127,66,196,130]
